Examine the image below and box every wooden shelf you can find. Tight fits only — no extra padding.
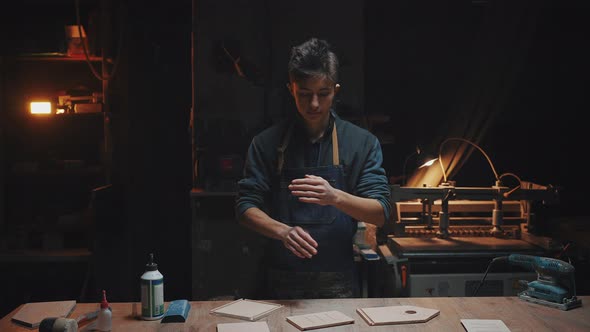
[0,249,91,263]
[0,0,112,273]
[14,54,110,63]
[23,112,105,119]
[10,165,104,177]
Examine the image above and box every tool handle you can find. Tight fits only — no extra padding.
[508,254,575,274]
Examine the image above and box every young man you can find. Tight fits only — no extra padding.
[236,37,391,299]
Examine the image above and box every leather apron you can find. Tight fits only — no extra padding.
[266,121,357,299]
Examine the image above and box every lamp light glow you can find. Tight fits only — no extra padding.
[30,102,52,114]
[419,158,438,168]
[438,137,500,185]
[403,145,439,186]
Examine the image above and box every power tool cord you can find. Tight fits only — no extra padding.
[472,256,508,296]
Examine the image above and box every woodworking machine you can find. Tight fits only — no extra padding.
[377,182,561,297]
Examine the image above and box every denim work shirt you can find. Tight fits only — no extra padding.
[236,110,391,223]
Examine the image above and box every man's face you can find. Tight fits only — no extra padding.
[289,76,338,127]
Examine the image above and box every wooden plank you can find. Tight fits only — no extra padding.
[390,237,540,253]
[1,297,588,331]
[0,249,91,263]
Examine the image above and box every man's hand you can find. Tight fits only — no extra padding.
[289,174,340,206]
[280,226,318,258]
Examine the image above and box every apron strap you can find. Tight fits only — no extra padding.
[332,123,339,166]
[277,120,339,174]
[277,123,294,175]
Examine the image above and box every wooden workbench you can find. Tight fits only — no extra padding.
[1,296,588,331]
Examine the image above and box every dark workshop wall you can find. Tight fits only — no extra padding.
[365,1,481,181]
[366,0,588,219]
[118,0,193,302]
[192,0,365,191]
[85,0,194,303]
[50,0,197,304]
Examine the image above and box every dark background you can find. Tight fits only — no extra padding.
[1,0,588,318]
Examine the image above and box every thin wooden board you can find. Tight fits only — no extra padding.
[286,310,354,331]
[11,300,76,328]
[209,299,283,321]
[357,305,439,326]
[391,237,538,253]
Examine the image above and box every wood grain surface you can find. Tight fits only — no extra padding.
[1,296,588,331]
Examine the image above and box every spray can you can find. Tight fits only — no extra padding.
[140,253,164,320]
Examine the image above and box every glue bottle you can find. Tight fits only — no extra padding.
[96,289,112,331]
[354,221,368,249]
[140,253,165,320]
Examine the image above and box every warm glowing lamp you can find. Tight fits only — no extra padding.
[402,146,439,186]
[419,157,438,168]
[30,101,52,114]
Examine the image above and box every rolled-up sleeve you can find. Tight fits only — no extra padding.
[236,136,272,217]
[355,138,392,223]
